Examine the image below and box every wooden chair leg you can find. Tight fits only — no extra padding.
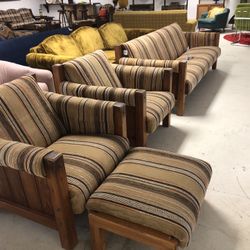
[212,61,217,70]
[162,114,171,127]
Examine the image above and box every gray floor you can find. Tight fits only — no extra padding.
[1,35,250,250]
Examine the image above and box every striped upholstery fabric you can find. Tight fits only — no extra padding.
[122,23,188,60]
[0,139,52,177]
[63,50,122,88]
[146,92,175,133]
[177,46,221,94]
[48,135,130,214]
[184,31,220,48]
[0,76,65,147]
[87,147,212,247]
[45,92,119,135]
[18,8,34,23]
[119,57,180,73]
[112,64,171,91]
[60,82,137,106]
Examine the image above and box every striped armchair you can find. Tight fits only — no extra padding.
[52,50,175,146]
[116,23,221,115]
[0,75,129,249]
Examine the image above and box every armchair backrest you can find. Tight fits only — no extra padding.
[0,75,65,147]
[63,50,123,88]
[121,23,188,60]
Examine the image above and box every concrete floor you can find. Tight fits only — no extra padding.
[0,35,250,250]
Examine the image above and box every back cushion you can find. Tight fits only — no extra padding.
[18,8,34,23]
[63,50,122,88]
[71,26,105,55]
[6,9,23,23]
[208,7,225,18]
[99,23,128,49]
[0,75,65,147]
[41,35,82,57]
[123,23,188,60]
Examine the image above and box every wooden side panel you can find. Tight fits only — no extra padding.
[0,166,12,200]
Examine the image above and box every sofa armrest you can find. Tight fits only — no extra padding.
[60,82,138,107]
[0,139,53,177]
[44,92,127,138]
[26,53,75,70]
[112,64,172,92]
[183,31,220,48]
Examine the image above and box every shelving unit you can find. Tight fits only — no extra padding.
[130,0,155,11]
[162,0,188,10]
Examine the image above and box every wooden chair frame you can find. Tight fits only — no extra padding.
[53,64,172,146]
[0,103,127,250]
[89,211,179,250]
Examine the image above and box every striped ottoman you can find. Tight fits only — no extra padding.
[87,147,212,250]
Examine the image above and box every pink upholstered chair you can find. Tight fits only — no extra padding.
[0,60,55,92]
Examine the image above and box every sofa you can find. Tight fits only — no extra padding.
[0,75,211,250]
[198,7,230,31]
[0,27,70,65]
[0,60,55,91]
[113,10,197,32]
[53,50,174,146]
[115,23,221,115]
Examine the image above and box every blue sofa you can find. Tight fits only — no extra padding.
[0,27,71,66]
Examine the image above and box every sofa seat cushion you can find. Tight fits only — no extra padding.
[71,26,105,55]
[63,50,123,88]
[41,35,82,57]
[48,135,130,214]
[177,46,221,94]
[87,147,212,247]
[103,50,116,63]
[99,23,128,49]
[146,91,175,133]
[0,76,64,147]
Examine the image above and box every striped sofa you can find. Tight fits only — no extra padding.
[52,50,175,146]
[0,75,212,249]
[116,23,221,115]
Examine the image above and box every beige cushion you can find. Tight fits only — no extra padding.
[48,134,130,214]
[87,147,212,247]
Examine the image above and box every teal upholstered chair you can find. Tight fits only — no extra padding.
[235,3,250,31]
[198,8,230,31]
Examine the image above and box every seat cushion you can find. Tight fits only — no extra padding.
[99,23,128,49]
[48,135,130,214]
[87,147,212,247]
[0,76,64,147]
[177,46,221,94]
[146,91,175,133]
[71,26,105,55]
[41,35,82,57]
[63,50,123,88]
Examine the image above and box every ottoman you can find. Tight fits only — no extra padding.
[86,147,212,250]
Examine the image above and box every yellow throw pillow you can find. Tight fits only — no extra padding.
[71,26,105,55]
[99,22,128,49]
[41,35,82,57]
[208,7,225,18]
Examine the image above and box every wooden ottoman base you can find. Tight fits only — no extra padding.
[89,211,178,250]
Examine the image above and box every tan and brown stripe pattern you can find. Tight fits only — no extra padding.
[122,23,188,60]
[0,138,52,177]
[0,76,65,147]
[48,135,130,214]
[87,147,212,247]
[45,92,118,135]
[60,82,137,107]
[63,50,122,88]
[112,64,171,91]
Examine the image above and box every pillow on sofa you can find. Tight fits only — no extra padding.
[99,23,128,49]
[208,7,225,18]
[0,23,15,40]
[41,35,82,57]
[63,50,122,88]
[71,26,105,55]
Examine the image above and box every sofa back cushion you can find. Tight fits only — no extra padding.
[99,22,128,49]
[18,8,34,23]
[208,7,225,18]
[6,9,23,24]
[123,23,188,60]
[0,75,65,147]
[71,26,105,55]
[41,34,82,57]
[63,50,122,88]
